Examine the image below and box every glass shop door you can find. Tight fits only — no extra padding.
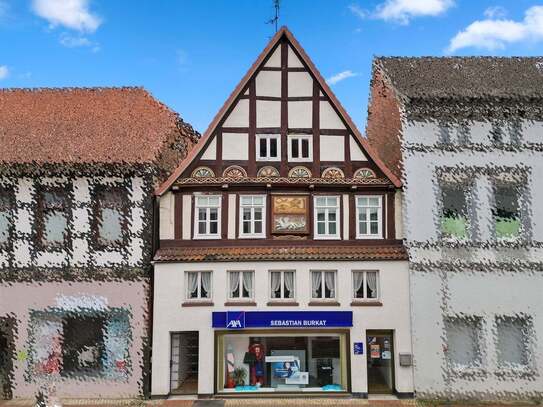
[170,332,199,394]
[366,330,395,394]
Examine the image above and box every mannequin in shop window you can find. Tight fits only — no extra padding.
[245,343,265,386]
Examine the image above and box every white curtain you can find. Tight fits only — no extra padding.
[242,272,254,298]
[284,272,294,298]
[229,272,240,298]
[325,272,335,298]
[353,272,364,298]
[201,272,211,298]
[366,272,378,298]
[270,272,281,298]
[187,272,198,298]
[311,272,322,298]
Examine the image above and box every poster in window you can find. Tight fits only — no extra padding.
[370,344,380,359]
[271,195,309,234]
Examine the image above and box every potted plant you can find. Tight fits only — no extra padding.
[232,367,248,387]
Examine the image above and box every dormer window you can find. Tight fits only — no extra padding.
[256,134,280,161]
[194,195,221,239]
[288,134,312,161]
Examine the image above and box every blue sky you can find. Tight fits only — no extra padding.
[1,0,542,133]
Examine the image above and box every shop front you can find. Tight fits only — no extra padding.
[212,311,352,394]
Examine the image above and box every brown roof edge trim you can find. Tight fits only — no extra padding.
[156,26,401,196]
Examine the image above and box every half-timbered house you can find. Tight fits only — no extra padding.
[151,27,414,398]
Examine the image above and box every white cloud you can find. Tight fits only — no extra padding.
[374,0,454,24]
[484,5,507,19]
[326,70,358,85]
[32,0,101,33]
[349,4,367,19]
[59,33,100,52]
[0,65,9,80]
[447,5,543,53]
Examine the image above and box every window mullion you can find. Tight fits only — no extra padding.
[280,272,284,298]
[363,272,367,299]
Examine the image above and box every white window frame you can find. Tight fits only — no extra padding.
[311,270,337,300]
[185,271,212,300]
[227,270,255,300]
[238,195,266,239]
[193,195,221,239]
[287,134,313,162]
[256,134,281,161]
[352,270,380,300]
[269,270,296,300]
[314,196,340,240]
[356,195,383,239]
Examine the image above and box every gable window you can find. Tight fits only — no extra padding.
[496,316,531,369]
[492,182,523,240]
[356,196,382,238]
[311,271,336,299]
[256,134,280,161]
[186,271,212,300]
[239,195,266,238]
[228,271,254,300]
[270,271,295,299]
[37,187,69,249]
[0,188,13,247]
[94,187,128,247]
[194,195,221,239]
[440,182,471,240]
[352,271,379,300]
[288,134,312,161]
[314,196,340,239]
[444,316,483,370]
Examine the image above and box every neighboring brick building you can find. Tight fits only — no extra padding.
[0,87,197,399]
[367,57,543,400]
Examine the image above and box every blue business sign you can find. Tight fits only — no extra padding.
[213,311,353,329]
[354,342,364,355]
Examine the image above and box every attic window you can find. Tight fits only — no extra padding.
[256,134,280,161]
[37,187,69,249]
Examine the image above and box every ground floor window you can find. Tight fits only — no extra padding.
[27,308,131,381]
[216,331,348,393]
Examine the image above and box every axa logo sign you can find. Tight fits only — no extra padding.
[226,311,245,329]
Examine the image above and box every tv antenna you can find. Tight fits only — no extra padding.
[267,0,280,33]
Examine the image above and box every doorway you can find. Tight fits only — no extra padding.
[366,330,394,394]
[0,317,15,400]
[170,332,199,394]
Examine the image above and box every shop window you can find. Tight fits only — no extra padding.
[270,271,295,299]
[356,196,382,238]
[218,333,348,393]
[62,315,105,376]
[444,316,483,370]
[37,187,69,249]
[239,195,266,238]
[439,182,471,240]
[228,271,254,300]
[352,271,379,300]
[311,271,336,300]
[288,135,312,161]
[0,188,13,248]
[314,196,340,239]
[492,182,523,240]
[94,186,128,247]
[496,316,531,368]
[186,271,212,300]
[256,134,280,161]
[194,195,221,239]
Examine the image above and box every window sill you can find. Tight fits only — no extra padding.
[238,235,267,239]
[182,301,214,307]
[356,235,383,240]
[313,236,341,241]
[308,300,340,307]
[224,301,257,306]
[267,300,299,307]
[350,300,382,307]
[193,235,221,240]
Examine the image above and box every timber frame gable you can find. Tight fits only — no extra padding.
[156,26,401,194]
